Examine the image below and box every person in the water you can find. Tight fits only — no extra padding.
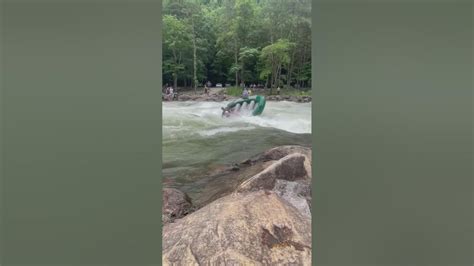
[221,107,231,117]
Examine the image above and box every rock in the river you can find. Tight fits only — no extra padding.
[231,163,240,171]
[162,188,193,224]
[178,95,191,101]
[236,153,310,193]
[266,146,312,179]
[259,145,312,162]
[242,145,312,178]
[235,146,312,218]
[162,190,311,266]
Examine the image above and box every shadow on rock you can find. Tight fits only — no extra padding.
[162,145,312,265]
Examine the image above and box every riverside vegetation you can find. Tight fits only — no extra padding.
[163,0,312,95]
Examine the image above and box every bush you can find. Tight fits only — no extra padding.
[224,87,244,97]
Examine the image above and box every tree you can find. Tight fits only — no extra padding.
[163,15,192,89]
[239,47,260,84]
[260,39,295,93]
[162,0,312,91]
[215,0,258,86]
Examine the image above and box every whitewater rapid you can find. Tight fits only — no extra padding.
[162,100,312,198]
[163,101,311,141]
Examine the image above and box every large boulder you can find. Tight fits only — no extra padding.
[242,145,312,179]
[162,190,311,265]
[236,153,310,193]
[236,151,312,218]
[162,188,193,224]
[191,145,312,211]
[162,146,313,264]
[258,145,312,162]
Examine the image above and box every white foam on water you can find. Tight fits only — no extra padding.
[163,100,311,139]
[197,126,256,137]
[249,101,256,110]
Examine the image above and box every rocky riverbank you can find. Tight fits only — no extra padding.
[162,145,312,265]
[164,88,312,103]
[265,94,312,103]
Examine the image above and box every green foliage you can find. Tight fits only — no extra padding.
[162,0,311,89]
[279,88,311,97]
[224,86,245,97]
[163,15,191,56]
[260,39,295,68]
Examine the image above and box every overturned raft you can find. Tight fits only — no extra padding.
[226,95,266,116]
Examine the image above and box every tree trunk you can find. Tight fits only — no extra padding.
[287,49,296,87]
[172,51,178,90]
[296,45,306,88]
[192,17,198,94]
[173,74,178,90]
[241,63,244,88]
[235,46,239,87]
[300,44,307,88]
[271,66,276,94]
[277,64,282,88]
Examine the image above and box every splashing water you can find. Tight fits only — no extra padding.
[163,100,311,199]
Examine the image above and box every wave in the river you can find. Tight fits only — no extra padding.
[162,100,312,199]
[163,101,311,139]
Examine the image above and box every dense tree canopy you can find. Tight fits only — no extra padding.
[162,0,311,90]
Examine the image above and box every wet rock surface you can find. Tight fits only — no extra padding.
[162,188,193,224]
[273,179,312,218]
[236,153,309,193]
[162,191,311,266]
[162,145,312,265]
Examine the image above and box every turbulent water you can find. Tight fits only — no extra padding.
[163,100,311,200]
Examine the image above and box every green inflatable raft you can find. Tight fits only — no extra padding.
[225,95,266,116]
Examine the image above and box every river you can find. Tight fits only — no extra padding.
[163,100,312,203]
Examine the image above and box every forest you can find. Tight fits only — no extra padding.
[163,0,311,93]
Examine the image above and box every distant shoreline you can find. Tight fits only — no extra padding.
[163,87,312,103]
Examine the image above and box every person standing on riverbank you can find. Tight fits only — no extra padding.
[169,87,174,101]
[242,88,249,99]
